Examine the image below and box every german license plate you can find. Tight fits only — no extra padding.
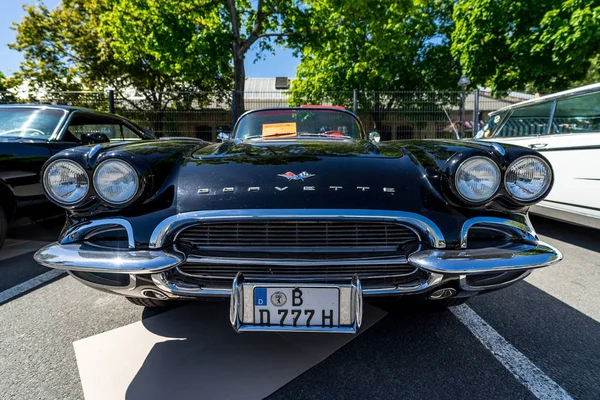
[253,287,340,328]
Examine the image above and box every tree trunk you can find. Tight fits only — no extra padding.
[232,52,245,123]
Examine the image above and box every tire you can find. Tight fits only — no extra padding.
[0,205,7,250]
[126,296,173,308]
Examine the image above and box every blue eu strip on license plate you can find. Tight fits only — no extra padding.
[254,287,267,306]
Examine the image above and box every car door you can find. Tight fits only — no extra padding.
[532,91,600,212]
[484,92,600,214]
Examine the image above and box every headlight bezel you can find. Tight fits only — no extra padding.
[92,159,141,206]
[42,159,90,206]
[504,156,553,203]
[453,156,502,204]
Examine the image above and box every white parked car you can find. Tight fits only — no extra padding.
[475,82,600,229]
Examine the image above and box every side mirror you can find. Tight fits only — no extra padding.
[369,131,380,143]
[217,132,231,142]
[81,132,110,145]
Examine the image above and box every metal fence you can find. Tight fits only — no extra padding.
[0,89,536,141]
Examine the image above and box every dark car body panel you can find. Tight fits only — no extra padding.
[51,136,547,249]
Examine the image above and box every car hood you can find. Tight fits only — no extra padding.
[61,137,537,247]
[173,139,453,216]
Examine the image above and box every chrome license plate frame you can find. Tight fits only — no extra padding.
[230,273,362,334]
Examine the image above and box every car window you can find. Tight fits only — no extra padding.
[0,108,66,139]
[67,114,143,142]
[235,108,362,140]
[121,125,144,140]
[493,102,553,138]
[552,92,600,134]
[474,112,506,139]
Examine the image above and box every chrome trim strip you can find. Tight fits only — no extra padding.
[149,209,446,249]
[460,216,537,248]
[87,144,103,160]
[150,270,442,297]
[61,219,136,249]
[458,270,532,292]
[152,273,231,297]
[176,270,419,282]
[183,255,410,267]
[490,142,505,156]
[408,241,562,274]
[34,243,184,274]
[361,272,443,296]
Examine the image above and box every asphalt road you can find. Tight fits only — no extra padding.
[0,216,599,400]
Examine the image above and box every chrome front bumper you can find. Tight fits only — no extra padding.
[34,209,563,298]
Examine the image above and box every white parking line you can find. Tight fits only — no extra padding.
[0,269,65,304]
[451,304,573,400]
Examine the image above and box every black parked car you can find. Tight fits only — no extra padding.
[0,105,153,248]
[35,107,561,333]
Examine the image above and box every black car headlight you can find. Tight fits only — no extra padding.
[43,160,89,205]
[455,156,501,202]
[93,160,139,205]
[505,156,552,201]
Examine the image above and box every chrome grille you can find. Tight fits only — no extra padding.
[175,220,420,257]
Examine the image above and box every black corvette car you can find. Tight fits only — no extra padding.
[34,107,561,333]
[0,105,153,248]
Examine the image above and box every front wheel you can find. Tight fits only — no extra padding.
[0,205,7,249]
[126,297,174,308]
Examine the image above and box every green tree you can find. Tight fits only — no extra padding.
[452,0,600,93]
[10,0,230,109]
[289,0,461,130]
[103,0,315,120]
[290,0,460,102]
[0,72,16,103]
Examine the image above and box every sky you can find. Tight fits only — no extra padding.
[0,0,300,78]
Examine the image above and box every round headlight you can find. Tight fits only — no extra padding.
[43,160,89,205]
[505,156,552,201]
[455,157,501,202]
[93,160,139,205]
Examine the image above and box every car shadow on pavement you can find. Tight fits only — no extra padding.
[7,217,64,243]
[121,301,385,400]
[111,280,600,400]
[468,281,600,400]
[270,280,600,400]
[531,215,600,253]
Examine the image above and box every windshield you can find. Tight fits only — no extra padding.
[474,112,506,139]
[0,108,66,139]
[234,108,363,140]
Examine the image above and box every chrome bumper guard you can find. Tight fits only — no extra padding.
[408,241,562,274]
[229,273,363,333]
[34,243,184,274]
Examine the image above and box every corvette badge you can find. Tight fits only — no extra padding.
[278,171,315,181]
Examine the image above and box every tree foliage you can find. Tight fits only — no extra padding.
[103,0,314,119]
[289,0,461,106]
[9,0,232,108]
[452,0,600,92]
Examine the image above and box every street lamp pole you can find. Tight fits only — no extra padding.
[458,74,471,139]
